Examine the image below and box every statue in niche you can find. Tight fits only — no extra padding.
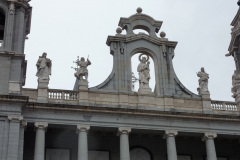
[137,54,152,94]
[36,52,52,81]
[197,67,209,94]
[74,57,91,82]
[231,70,240,99]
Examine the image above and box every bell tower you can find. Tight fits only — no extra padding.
[0,0,32,95]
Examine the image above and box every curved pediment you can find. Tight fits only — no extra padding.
[118,13,163,31]
[117,8,162,37]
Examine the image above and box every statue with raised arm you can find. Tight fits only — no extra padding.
[197,67,209,94]
[36,52,52,81]
[137,54,151,94]
[74,57,91,81]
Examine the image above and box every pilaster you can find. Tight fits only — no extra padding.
[7,115,23,160]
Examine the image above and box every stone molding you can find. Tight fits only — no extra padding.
[118,127,131,135]
[163,130,178,138]
[34,122,48,131]
[8,115,23,122]
[202,132,217,141]
[76,125,90,133]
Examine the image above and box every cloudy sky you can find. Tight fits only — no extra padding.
[24,0,238,101]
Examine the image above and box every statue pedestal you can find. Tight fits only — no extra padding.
[199,90,211,112]
[138,85,152,95]
[37,79,49,102]
[199,90,210,99]
[78,80,88,90]
[234,95,240,111]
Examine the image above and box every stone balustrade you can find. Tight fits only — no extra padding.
[21,88,239,113]
[211,100,237,111]
[48,89,78,100]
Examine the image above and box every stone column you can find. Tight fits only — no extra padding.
[163,130,178,160]
[203,132,217,160]
[19,120,27,160]
[118,127,131,160]
[34,122,48,160]
[76,125,90,160]
[7,115,23,160]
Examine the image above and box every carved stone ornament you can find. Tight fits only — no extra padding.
[163,130,178,139]
[137,54,152,94]
[202,132,217,141]
[118,127,131,135]
[8,115,23,122]
[76,125,90,133]
[34,122,48,131]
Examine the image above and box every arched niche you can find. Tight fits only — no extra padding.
[129,47,160,95]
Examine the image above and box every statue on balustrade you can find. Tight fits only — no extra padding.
[197,67,209,94]
[36,52,52,81]
[74,57,91,82]
[137,54,152,94]
[232,70,240,100]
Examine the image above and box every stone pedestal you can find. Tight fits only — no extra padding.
[118,127,131,160]
[8,81,21,94]
[138,85,152,95]
[202,132,217,160]
[79,80,88,90]
[37,79,49,102]
[199,90,210,99]
[34,122,48,160]
[234,95,240,111]
[76,125,90,160]
[163,130,178,160]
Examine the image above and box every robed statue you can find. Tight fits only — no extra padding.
[197,67,209,94]
[36,52,52,81]
[137,54,151,94]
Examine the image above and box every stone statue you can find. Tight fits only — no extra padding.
[74,57,91,81]
[197,67,209,94]
[137,54,151,94]
[36,52,52,81]
[231,70,240,99]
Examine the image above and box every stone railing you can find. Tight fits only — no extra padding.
[211,100,238,111]
[48,89,78,100]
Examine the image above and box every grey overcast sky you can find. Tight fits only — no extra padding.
[24,0,238,101]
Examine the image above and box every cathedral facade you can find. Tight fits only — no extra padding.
[0,1,240,160]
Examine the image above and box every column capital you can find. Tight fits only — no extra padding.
[202,132,217,141]
[76,125,90,133]
[163,130,178,139]
[8,115,23,122]
[34,122,48,131]
[118,127,131,136]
